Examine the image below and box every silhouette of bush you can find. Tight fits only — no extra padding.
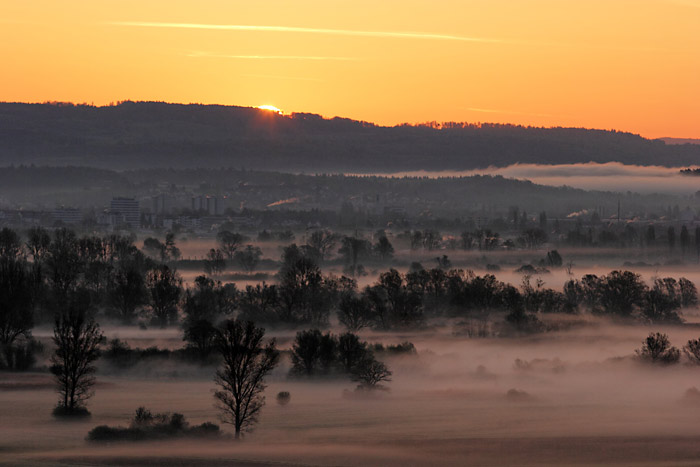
[370,342,416,355]
[276,391,291,406]
[87,406,220,442]
[506,388,532,401]
[52,405,91,418]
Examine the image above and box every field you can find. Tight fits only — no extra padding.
[5,315,700,466]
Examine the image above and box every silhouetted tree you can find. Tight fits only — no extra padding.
[351,355,391,390]
[595,271,646,317]
[337,332,369,373]
[142,237,166,261]
[545,250,563,267]
[146,265,182,327]
[290,329,324,376]
[277,250,333,326]
[683,338,700,365]
[435,255,451,270]
[108,264,147,324]
[339,236,371,277]
[182,276,236,357]
[636,332,680,364]
[679,277,698,308]
[422,230,441,250]
[338,294,374,331]
[50,292,104,416]
[46,229,82,307]
[306,230,338,263]
[217,231,244,260]
[238,283,279,324]
[204,249,226,275]
[460,231,475,250]
[0,228,23,259]
[369,269,424,328]
[214,319,279,439]
[642,278,683,324]
[520,228,547,249]
[374,235,394,261]
[0,257,36,369]
[164,232,181,261]
[234,245,262,272]
[26,226,51,264]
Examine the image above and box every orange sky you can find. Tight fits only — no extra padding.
[1,0,699,138]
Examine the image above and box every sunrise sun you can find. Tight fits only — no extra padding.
[257,104,282,113]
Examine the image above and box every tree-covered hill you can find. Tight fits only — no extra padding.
[1,101,699,171]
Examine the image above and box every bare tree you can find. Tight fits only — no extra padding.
[214,319,279,439]
[234,245,263,272]
[351,355,392,390]
[50,294,104,416]
[306,230,337,262]
[217,231,244,260]
[204,248,226,275]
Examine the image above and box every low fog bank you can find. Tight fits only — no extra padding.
[6,319,700,465]
[359,162,700,195]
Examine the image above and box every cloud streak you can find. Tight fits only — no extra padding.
[187,51,358,61]
[111,21,502,43]
[240,73,324,82]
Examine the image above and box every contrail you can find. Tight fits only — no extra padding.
[111,21,502,43]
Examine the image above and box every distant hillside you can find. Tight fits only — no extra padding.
[1,101,699,171]
[659,137,700,146]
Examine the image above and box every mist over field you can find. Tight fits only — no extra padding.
[7,316,700,466]
[353,162,700,195]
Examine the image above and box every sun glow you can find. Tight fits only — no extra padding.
[257,104,282,113]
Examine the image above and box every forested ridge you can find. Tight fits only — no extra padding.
[2,101,699,170]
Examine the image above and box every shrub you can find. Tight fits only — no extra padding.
[52,405,91,418]
[87,407,220,442]
[276,391,291,406]
[370,342,416,355]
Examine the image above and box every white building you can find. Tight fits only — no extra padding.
[110,197,140,228]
